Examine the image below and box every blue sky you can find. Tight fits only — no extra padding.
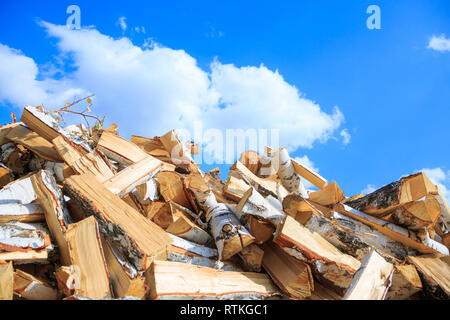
[0,0,449,200]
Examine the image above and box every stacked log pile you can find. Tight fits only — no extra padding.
[0,105,449,300]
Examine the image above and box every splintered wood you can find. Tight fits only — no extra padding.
[0,105,448,300]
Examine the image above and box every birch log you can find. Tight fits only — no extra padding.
[235,187,286,243]
[167,234,242,271]
[146,261,279,300]
[275,215,361,294]
[334,203,449,255]
[283,195,417,261]
[184,173,255,260]
[31,170,72,266]
[63,173,172,271]
[343,249,394,300]
[269,147,308,198]
[345,172,439,217]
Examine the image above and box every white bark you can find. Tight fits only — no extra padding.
[271,148,308,198]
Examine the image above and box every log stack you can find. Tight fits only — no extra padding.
[0,105,448,300]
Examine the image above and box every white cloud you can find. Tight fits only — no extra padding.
[427,34,450,52]
[118,17,127,32]
[340,128,351,145]
[418,167,450,204]
[0,22,347,164]
[0,43,85,109]
[361,184,377,195]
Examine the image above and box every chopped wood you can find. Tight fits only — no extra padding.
[0,222,51,263]
[387,196,441,231]
[275,215,361,294]
[235,187,286,243]
[52,135,84,166]
[31,170,72,266]
[134,178,159,205]
[168,234,242,271]
[230,160,287,200]
[0,173,36,204]
[1,104,450,300]
[159,129,193,165]
[334,203,449,255]
[55,265,80,297]
[64,216,112,299]
[5,124,62,162]
[239,150,261,175]
[166,201,214,246]
[346,172,439,217]
[101,236,147,299]
[385,264,422,300]
[97,131,148,166]
[145,201,172,228]
[283,195,416,261]
[0,261,13,300]
[309,181,345,206]
[183,173,254,260]
[69,149,115,182]
[343,249,394,300]
[238,243,264,272]
[63,173,172,271]
[103,156,162,197]
[146,261,279,300]
[407,253,450,299]
[268,147,308,197]
[223,175,251,202]
[13,269,58,300]
[21,106,91,154]
[0,202,44,223]
[262,241,314,299]
[157,170,193,210]
[266,145,328,189]
[0,122,23,146]
[0,166,14,188]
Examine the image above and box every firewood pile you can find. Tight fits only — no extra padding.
[0,105,449,301]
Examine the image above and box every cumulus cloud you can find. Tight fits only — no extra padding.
[427,34,450,52]
[118,17,127,32]
[361,184,377,195]
[0,22,347,164]
[0,43,85,108]
[340,129,351,145]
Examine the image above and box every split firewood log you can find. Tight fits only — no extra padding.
[13,269,58,300]
[262,241,314,299]
[184,172,255,260]
[407,253,450,299]
[275,215,361,294]
[64,216,112,299]
[343,249,394,300]
[63,173,172,271]
[21,106,91,154]
[146,261,279,300]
